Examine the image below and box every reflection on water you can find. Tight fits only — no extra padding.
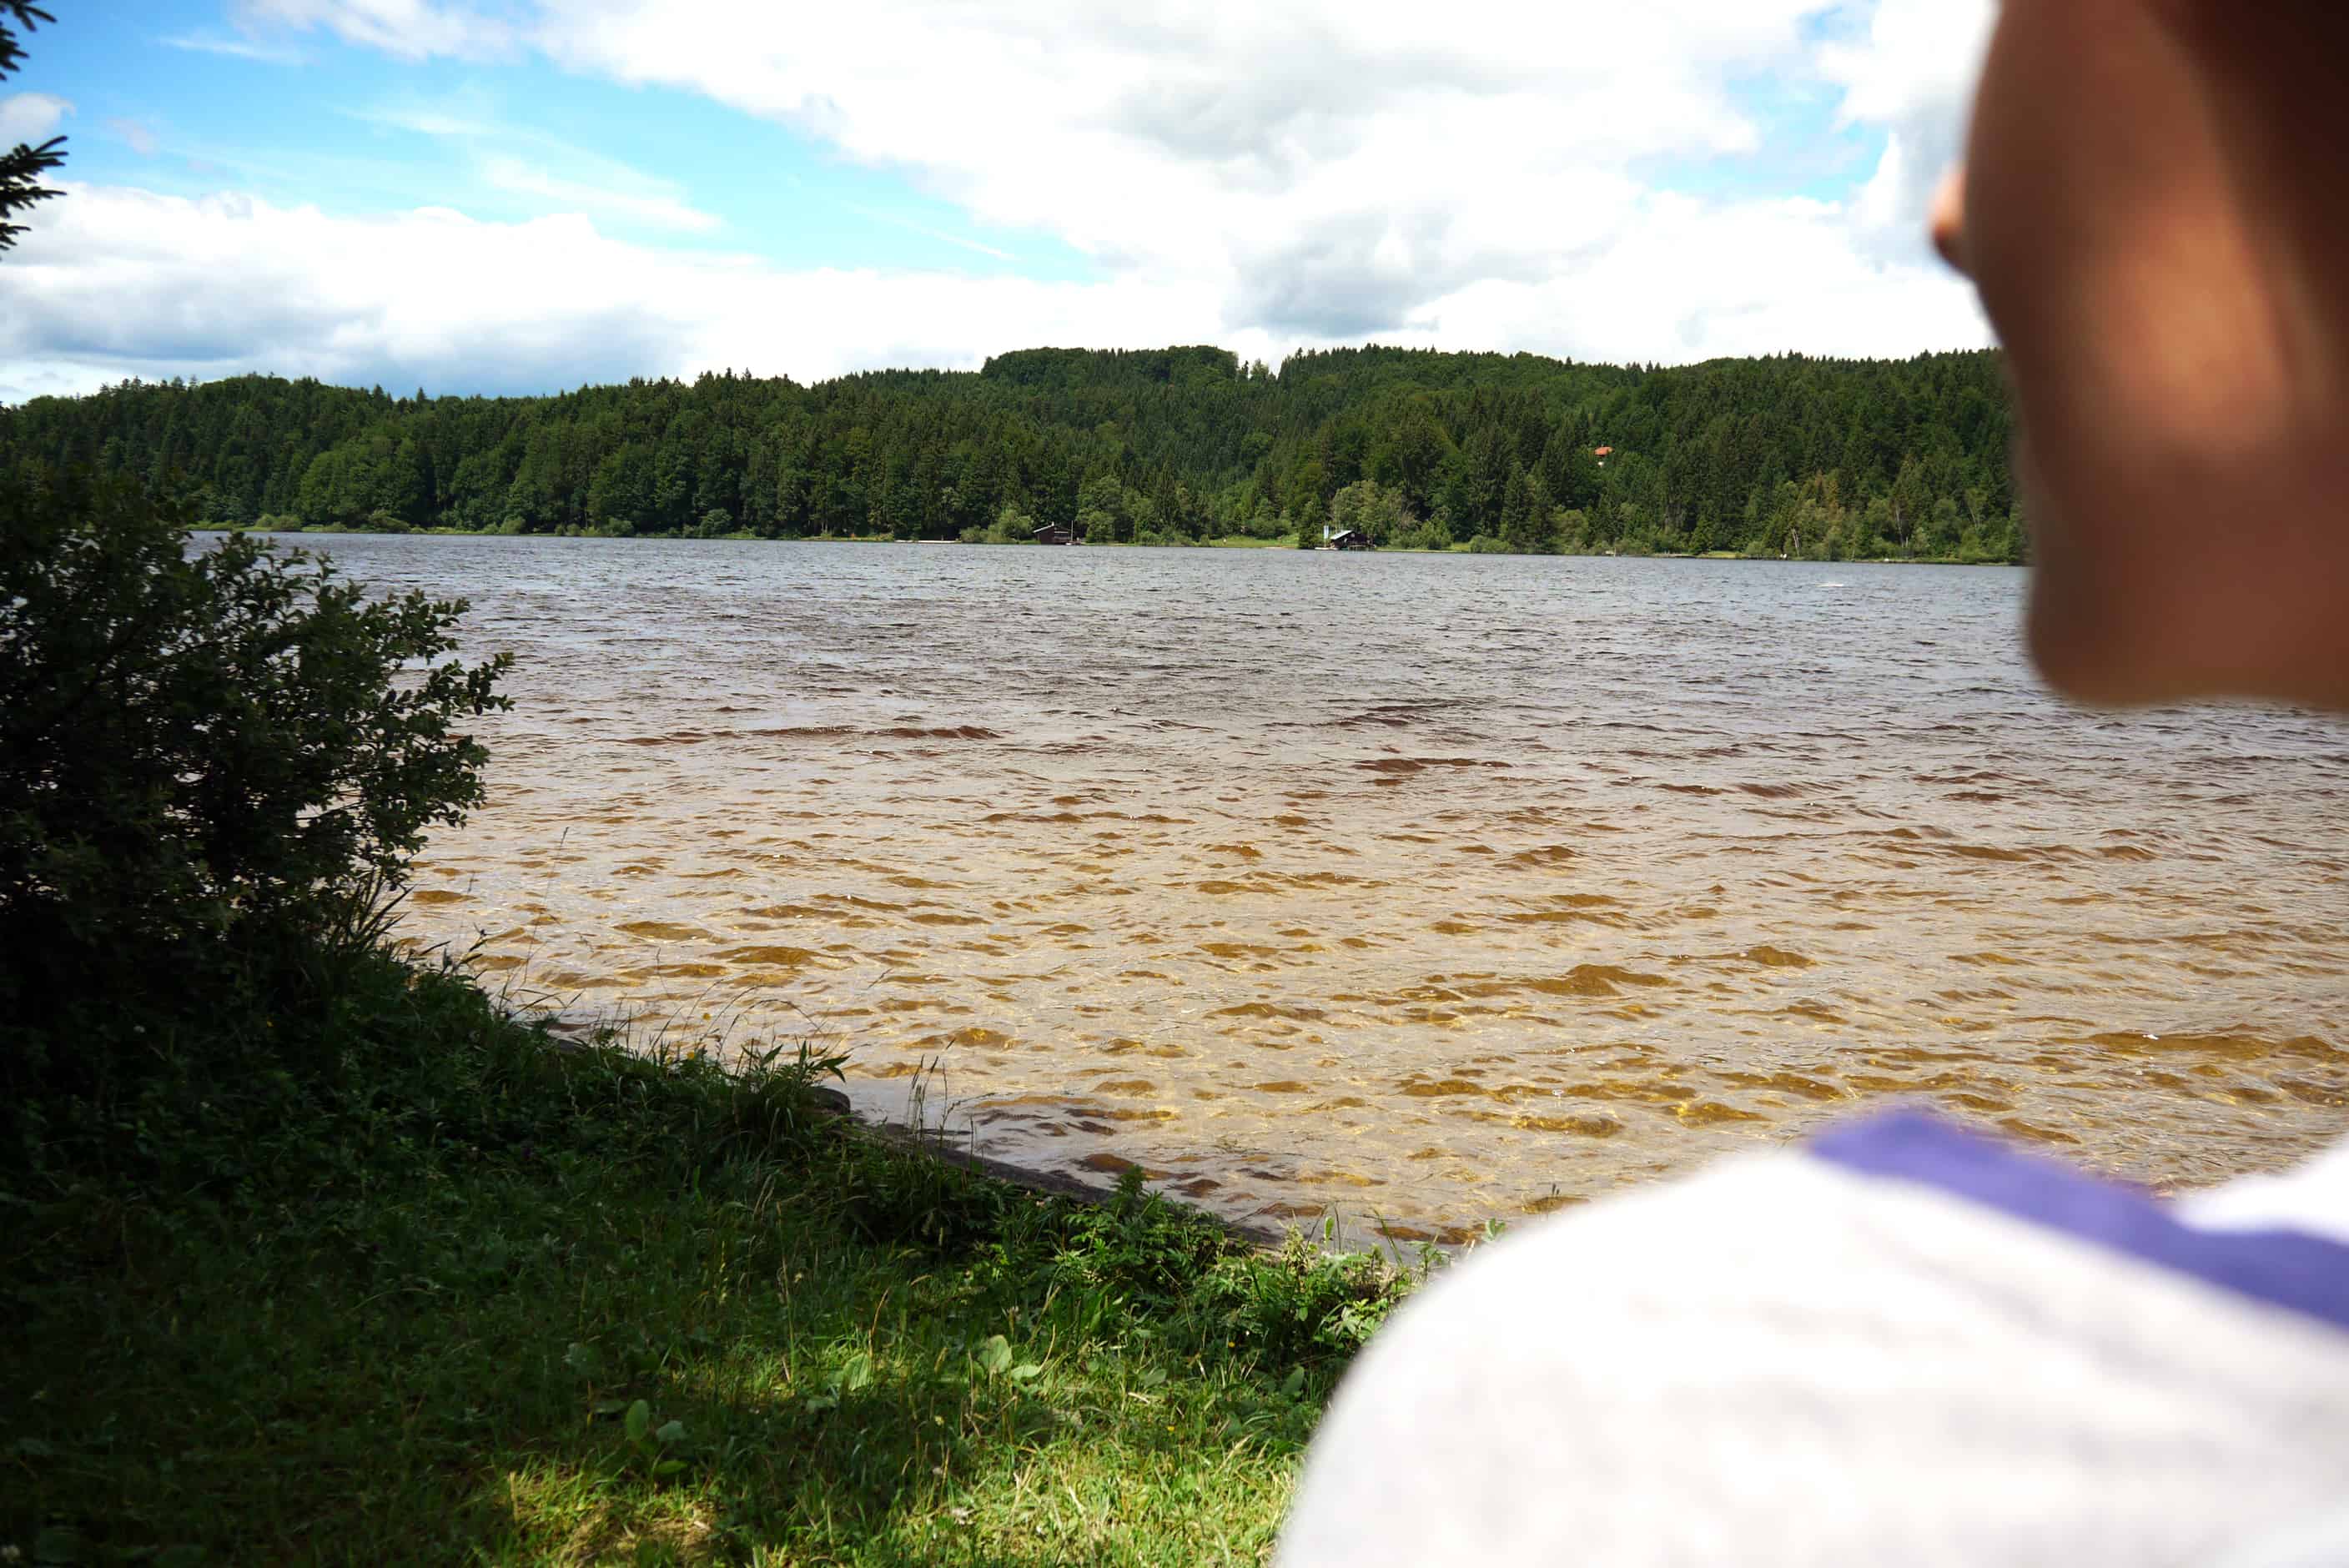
[301,535,2349,1239]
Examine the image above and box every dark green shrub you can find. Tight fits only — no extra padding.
[0,467,508,1111]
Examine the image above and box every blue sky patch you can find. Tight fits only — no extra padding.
[31,1,1097,279]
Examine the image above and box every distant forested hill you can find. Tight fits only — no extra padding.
[0,344,2024,560]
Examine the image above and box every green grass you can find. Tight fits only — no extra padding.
[0,954,1416,1566]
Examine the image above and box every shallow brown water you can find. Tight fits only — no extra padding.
[306,534,2349,1240]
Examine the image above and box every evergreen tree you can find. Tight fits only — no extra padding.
[0,3,63,254]
[3,344,2025,562]
[1499,469,1552,554]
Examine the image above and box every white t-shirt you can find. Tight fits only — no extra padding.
[1277,1114,2349,1567]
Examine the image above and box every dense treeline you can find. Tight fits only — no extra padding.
[0,344,2025,560]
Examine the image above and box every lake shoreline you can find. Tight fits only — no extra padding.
[195,522,2015,567]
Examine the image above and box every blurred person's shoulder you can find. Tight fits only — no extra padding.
[1278,1114,2349,1568]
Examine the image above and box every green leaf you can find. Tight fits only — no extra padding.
[1281,1367,1306,1399]
[33,1525,85,1565]
[976,1335,1013,1377]
[1009,1364,1043,1382]
[562,1341,600,1378]
[591,1399,631,1416]
[623,1399,651,1444]
[802,1393,837,1414]
[653,1458,685,1478]
[653,1420,686,1445]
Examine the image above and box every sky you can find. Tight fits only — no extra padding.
[0,0,1996,403]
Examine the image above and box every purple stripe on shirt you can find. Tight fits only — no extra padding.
[1810,1112,2349,1332]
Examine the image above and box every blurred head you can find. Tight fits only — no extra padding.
[1936,2,2349,709]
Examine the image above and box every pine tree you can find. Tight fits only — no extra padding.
[0,3,63,254]
[1500,468,1552,553]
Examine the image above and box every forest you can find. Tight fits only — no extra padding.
[0,343,2025,560]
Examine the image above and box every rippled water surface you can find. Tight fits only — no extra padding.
[309,535,2349,1239]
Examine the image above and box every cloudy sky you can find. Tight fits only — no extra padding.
[0,0,1994,403]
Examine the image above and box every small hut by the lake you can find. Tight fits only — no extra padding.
[1325,528,1374,551]
[1033,522,1080,545]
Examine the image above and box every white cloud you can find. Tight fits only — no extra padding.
[846,206,1015,263]
[0,184,1230,398]
[516,0,1838,339]
[233,0,515,62]
[108,118,160,156]
[349,102,495,139]
[1,180,1984,403]
[0,92,71,146]
[159,31,309,66]
[477,153,719,233]
[265,0,1992,336]
[1818,0,1995,255]
[1818,0,1994,127]
[11,2,2002,395]
[350,98,723,234]
[1416,193,1985,364]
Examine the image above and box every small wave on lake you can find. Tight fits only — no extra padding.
[289,535,2349,1240]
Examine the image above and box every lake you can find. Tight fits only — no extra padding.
[299,534,2349,1241]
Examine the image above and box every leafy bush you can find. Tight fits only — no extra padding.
[959,505,1042,545]
[1240,505,1288,540]
[1391,519,1456,552]
[1327,478,1418,546]
[0,468,509,1113]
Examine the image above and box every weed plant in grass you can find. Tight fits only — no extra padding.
[0,948,1419,1565]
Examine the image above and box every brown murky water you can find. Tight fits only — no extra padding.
[308,534,2349,1240]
